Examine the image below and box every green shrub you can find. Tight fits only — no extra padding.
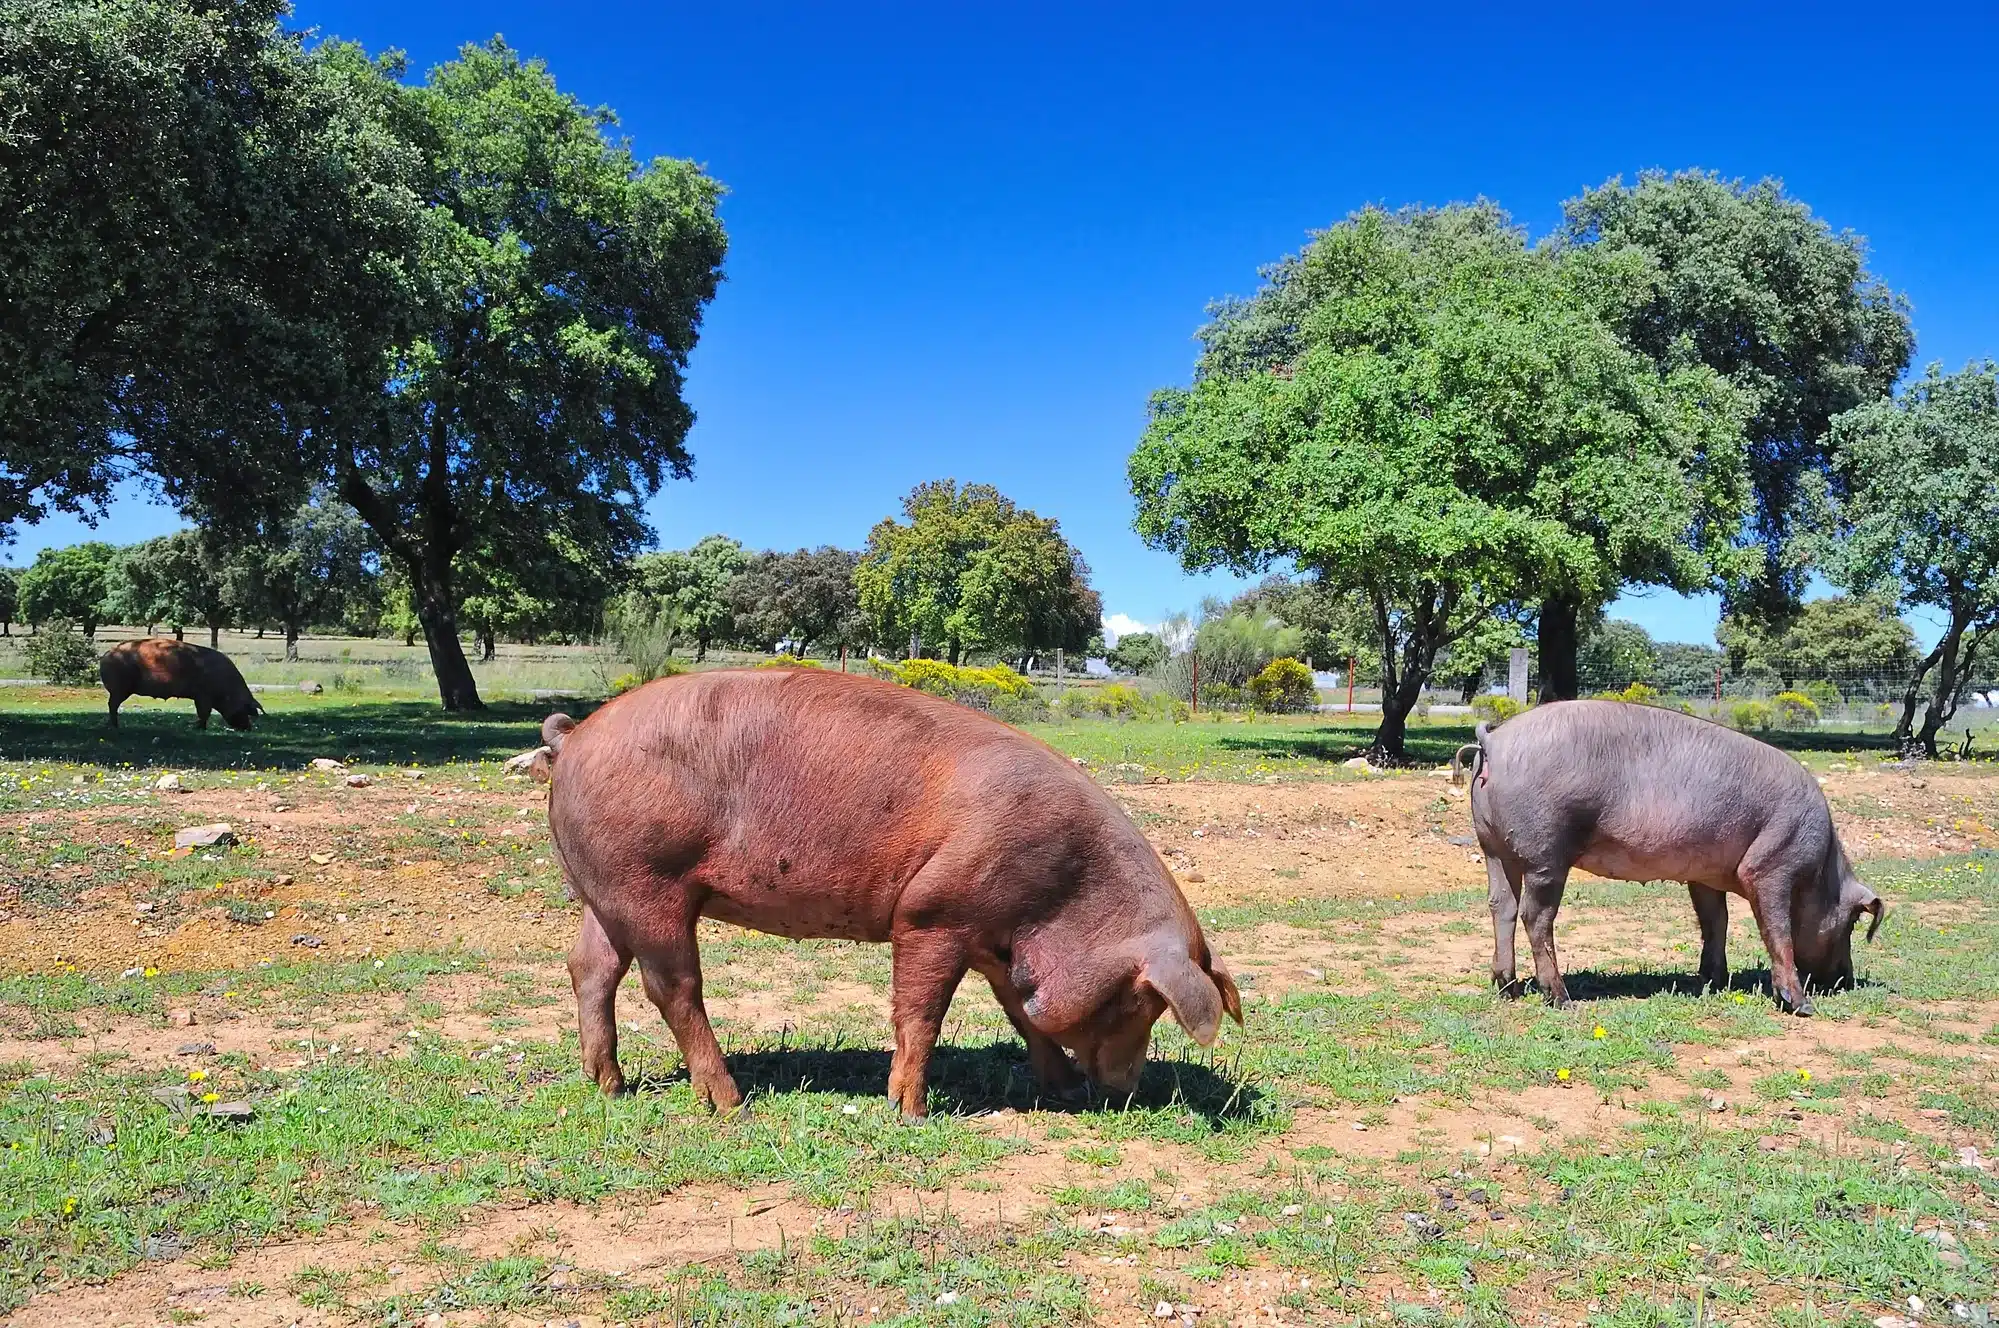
[1587,681,1692,713]
[1729,699,1773,732]
[24,622,100,686]
[1247,657,1317,712]
[869,658,1037,710]
[1057,683,1188,723]
[608,672,646,696]
[1197,681,1245,711]
[1771,690,1820,728]
[755,654,822,669]
[1470,694,1523,723]
[1800,679,1843,711]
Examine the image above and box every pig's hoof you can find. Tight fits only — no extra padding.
[1782,994,1815,1017]
[1492,976,1524,1000]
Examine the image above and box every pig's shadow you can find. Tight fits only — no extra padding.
[1554,966,1885,1002]
[630,1042,1261,1126]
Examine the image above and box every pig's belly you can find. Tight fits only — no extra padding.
[699,882,889,943]
[1574,840,1737,891]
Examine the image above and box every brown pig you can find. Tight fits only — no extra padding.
[99,639,262,730]
[542,668,1242,1117]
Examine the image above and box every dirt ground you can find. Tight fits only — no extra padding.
[3,759,1996,1326]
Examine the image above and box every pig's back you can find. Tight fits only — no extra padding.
[1481,701,1828,879]
[549,668,1113,941]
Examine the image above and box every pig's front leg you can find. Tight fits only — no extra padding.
[569,904,633,1094]
[887,931,971,1119]
[981,969,1086,1101]
[1686,884,1730,992]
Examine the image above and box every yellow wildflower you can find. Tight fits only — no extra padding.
[1556,1068,1571,1082]
[1592,1025,1607,1040]
[187,1069,207,1083]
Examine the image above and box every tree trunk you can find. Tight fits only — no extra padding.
[255,625,265,639]
[208,622,220,649]
[285,623,300,663]
[908,629,920,660]
[1538,593,1581,702]
[947,637,961,666]
[1895,637,1948,749]
[480,625,496,662]
[414,571,483,710]
[694,633,707,663]
[173,625,184,641]
[1914,607,1972,758]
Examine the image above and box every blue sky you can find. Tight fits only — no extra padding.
[18,2,1996,645]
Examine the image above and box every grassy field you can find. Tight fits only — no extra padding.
[0,680,1995,1325]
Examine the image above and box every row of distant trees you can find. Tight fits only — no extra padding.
[1,478,1102,672]
[1128,175,1997,758]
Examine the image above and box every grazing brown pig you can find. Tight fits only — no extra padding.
[1455,701,1884,1014]
[543,668,1242,1116]
[99,639,262,731]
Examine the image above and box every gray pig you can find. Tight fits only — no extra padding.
[1453,701,1884,1014]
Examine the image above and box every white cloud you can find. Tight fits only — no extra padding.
[1101,613,1153,647]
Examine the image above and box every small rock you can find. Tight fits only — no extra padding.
[1147,774,1170,785]
[503,747,554,781]
[298,679,323,695]
[291,934,324,949]
[1155,1304,1175,1320]
[1756,1134,1783,1152]
[168,1008,196,1028]
[173,823,235,850]
[154,773,182,793]
[1874,1317,1917,1328]
[1071,756,1088,766]
[1488,1210,1509,1222]
[1280,1203,1302,1216]
[309,757,347,772]
[272,874,295,887]
[1402,1212,1442,1240]
[204,1099,254,1121]
[343,773,373,788]
[175,1042,214,1056]
[1180,870,1206,884]
[1705,1095,1728,1113]
[141,1234,185,1260]
[309,853,334,866]
[1937,1249,1967,1268]
[1446,835,1476,847]
[402,769,424,780]
[1441,1197,1459,1212]
[1341,757,1376,773]
[1957,1145,1989,1171]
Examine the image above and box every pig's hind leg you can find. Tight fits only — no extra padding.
[1737,841,1815,1015]
[1485,853,1525,997]
[1518,864,1572,1006]
[637,917,743,1113]
[569,904,633,1094]
[1686,884,1730,992]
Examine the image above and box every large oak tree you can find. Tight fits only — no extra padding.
[1131,204,1749,758]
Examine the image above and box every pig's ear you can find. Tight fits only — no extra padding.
[1206,950,1244,1026]
[1143,945,1225,1047]
[1858,895,1885,943]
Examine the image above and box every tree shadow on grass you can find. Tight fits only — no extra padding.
[1212,723,1478,768]
[632,1040,1262,1128]
[0,700,577,770]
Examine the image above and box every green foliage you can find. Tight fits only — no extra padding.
[628,536,747,660]
[322,39,726,709]
[1577,619,1659,688]
[1771,690,1821,728]
[1104,630,1167,676]
[1556,170,1914,614]
[604,594,682,685]
[856,481,1100,664]
[1054,683,1187,723]
[16,541,116,636]
[1225,574,1380,673]
[1729,699,1773,732]
[1132,202,1750,756]
[149,528,234,644]
[1469,694,1523,722]
[869,657,1037,711]
[0,567,15,630]
[22,621,99,685]
[226,491,374,657]
[1716,594,1918,686]
[1802,362,1999,754]
[1247,657,1317,712]
[0,0,426,534]
[726,547,867,655]
[105,538,173,630]
[1799,679,1843,711]
[1182,611,1305,695]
